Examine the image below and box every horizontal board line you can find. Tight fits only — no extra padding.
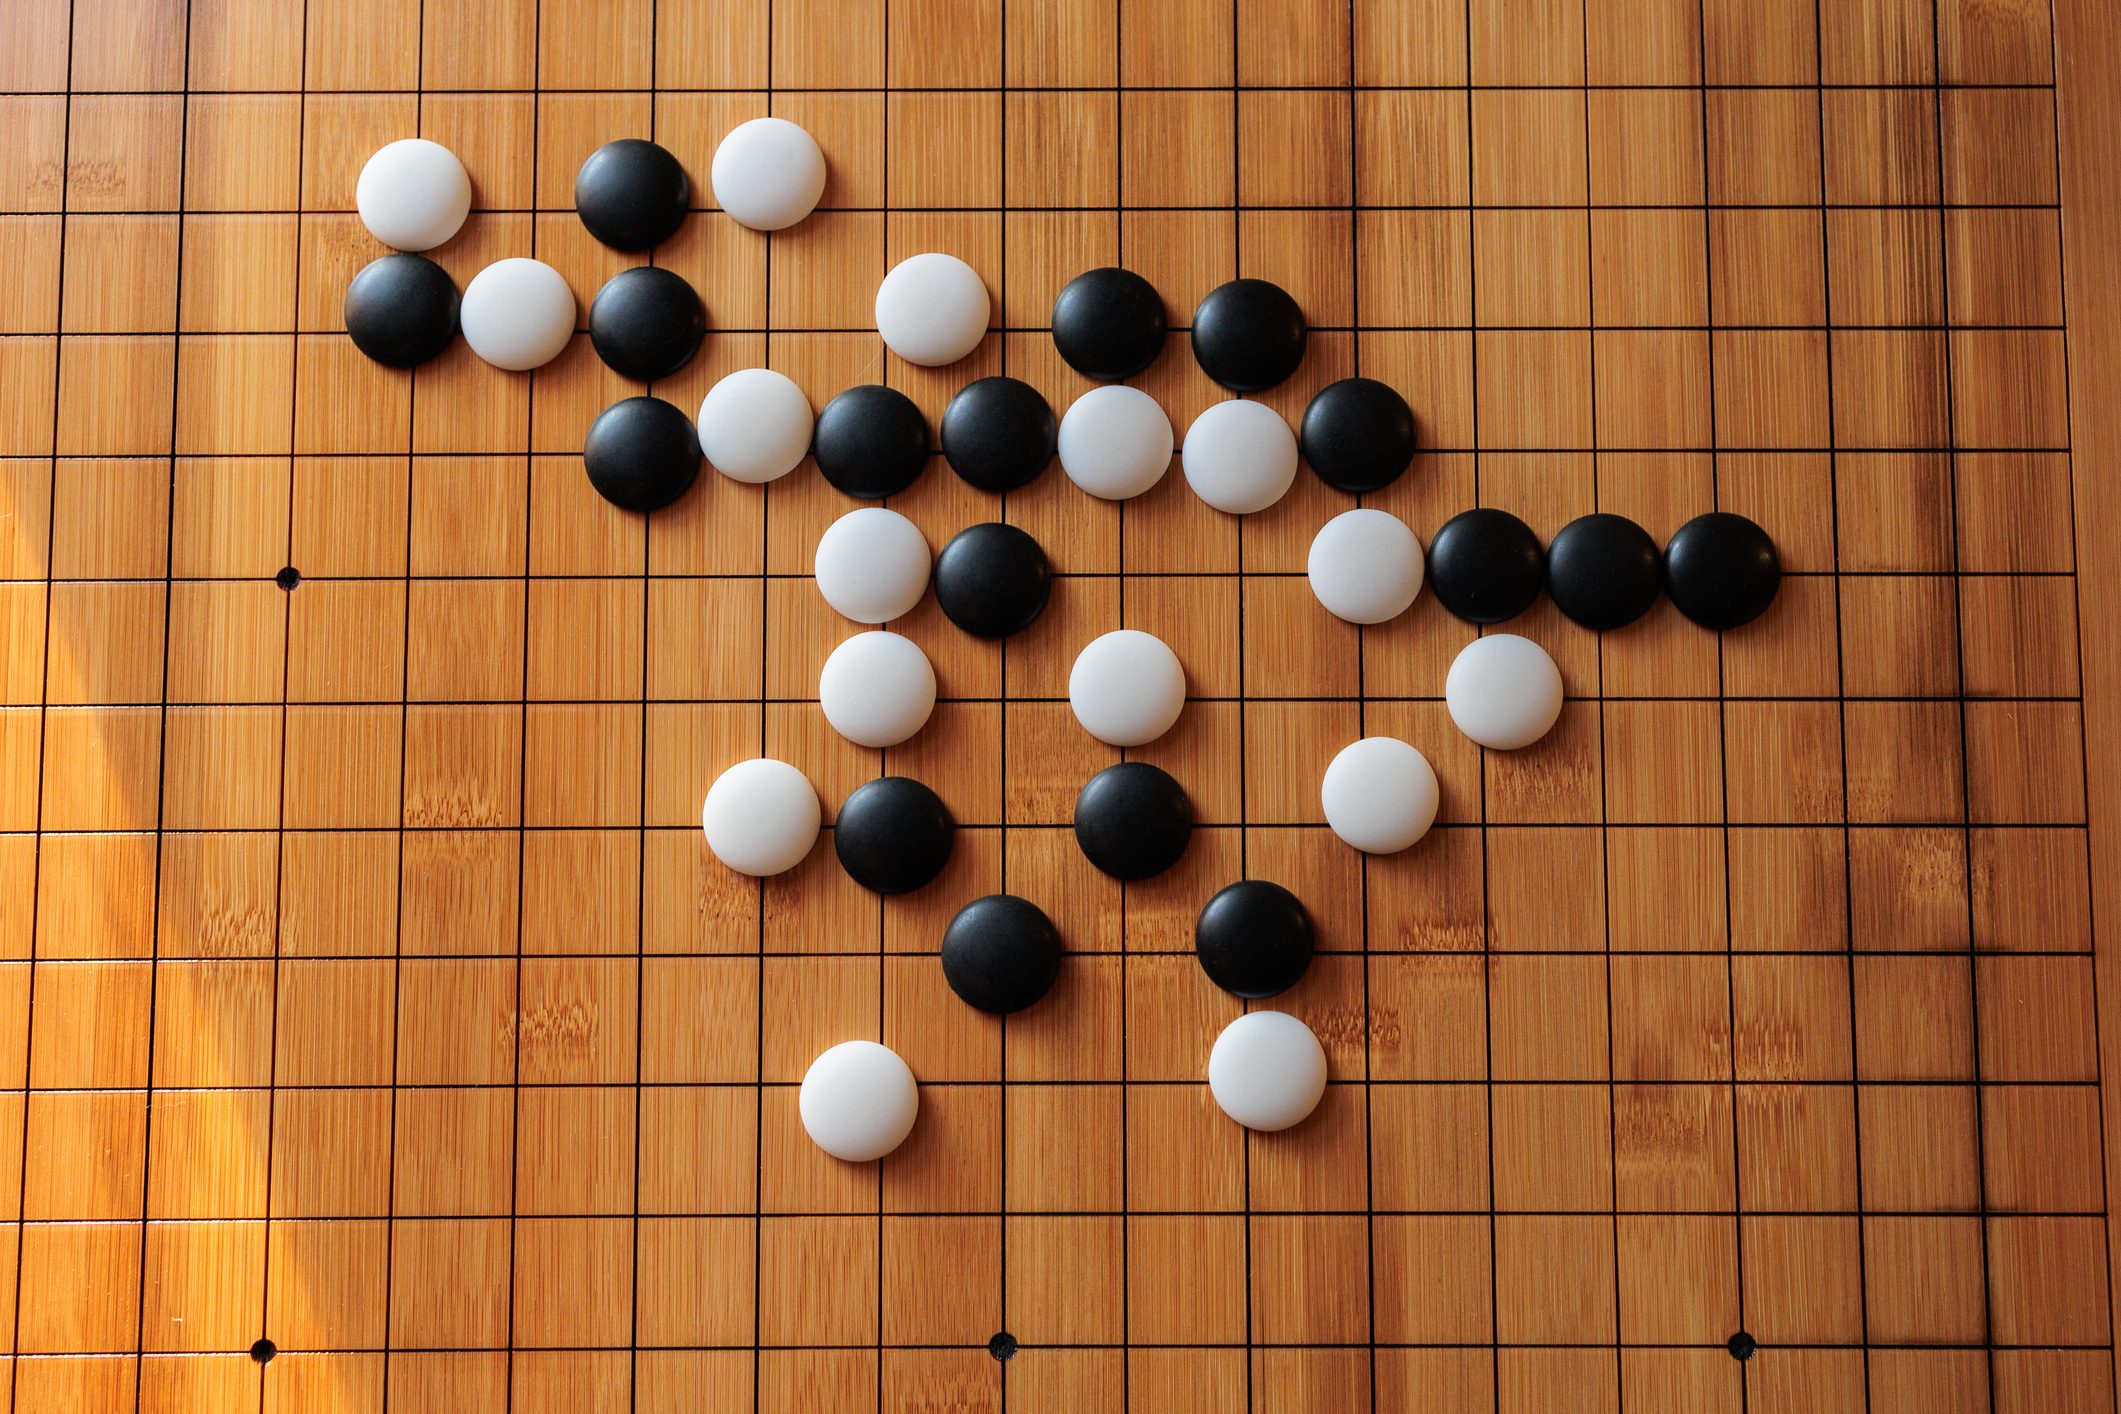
[9,820,2091,834]
[0,201,2070,217]
[0,81,2065,95]
[13,694,2092,709]
[7,1079,2098,1093]
[6,1207,2102,1223]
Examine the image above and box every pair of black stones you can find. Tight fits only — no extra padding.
[835,781,1061,1015]
[837,763,1199,899]
[1050,268,1309,395]
[1430,507,1782,632]
[937,879,1320,1014]
[810,378,1057,499]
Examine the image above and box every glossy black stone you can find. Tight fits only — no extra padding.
[940,894,1064,1014]
[1300,377,1418,494]
[941,377,1056,493]
[1546,512,1662,631]
[574,138,691,251]
[1073,762,1193,882]
[582,396,701,512]
[588,266,706,381]
[343,253,458,368]
[933,522,1050,638]
[834,776,954,895]
[1051,267,1167,381]
[1191,278,1306,392]
[1665,511,1781,629]
[1194,880,1314,1000]
[814,385,930,498]
[1427,508,1545,625]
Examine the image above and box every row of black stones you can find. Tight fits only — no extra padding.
[1432,506,1783,632]
[838,763,1315,1015]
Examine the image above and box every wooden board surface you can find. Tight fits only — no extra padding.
[1,0,2117,1409]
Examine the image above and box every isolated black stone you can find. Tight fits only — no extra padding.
[1427,508,1545,625]
[575,138,691,251]
[1665,511,1781,629]
[941,894,1064,1014]
[933,522,1051,638]
[1191,278,1306,392]
[1073,762,1193,882]
[344,253,459,368]
[942,376,1056,493]
[1546,512,1662,631]
[1051,267,1167,381]
[814,385,930,498]
[834,776,955,895]
[1300,377,1418,494]
[582,396,701,512]
[1195,880,1314,999]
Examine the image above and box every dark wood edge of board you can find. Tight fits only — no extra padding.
[2055,0,2121,1377]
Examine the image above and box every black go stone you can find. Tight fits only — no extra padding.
[941,894,1064,1015]
[941,376,1056,493]
[1195,880,1315,1000]
[1073,762,1193,882]
[814,385,930,498]
[1546,512,1662,631]
[1427,508,1546,625]
[933,522,1050,639]
[589,266,706,382]
[1051,267,1167,381]
[343,253,459,368]
[1665,511,1782,630]
[574,138,691,251]
[834,776,954,895]
[1190,278,1306,392]
[582,396,701,512]
[1300,377,1418,494]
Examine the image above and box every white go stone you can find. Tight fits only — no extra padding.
[710,117,828,231]
[818,631,937,748]
[1183,399,1298,515]
[1320,736,1439,854]
[799,1040,919,1162]
[814,507,931,624]
[355,138,472,252]
[1057,386,1174,500]
[700,758,821,876]
[459,257,575,371]
[875,252,990,367]
[1207,1011,1328,1132]
[1308,509,1424,624]
[1068,629,1185,747]
[1444,633,1565,750]
[698,368,813,484]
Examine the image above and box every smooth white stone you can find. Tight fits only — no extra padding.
[1207,1011,1328,1132]
[1056,385,1174,500]
[710,117,828,231]
[458,258,575,371]
[1067,629,1185,747]
[1308,508,1424,624]
[814,507,931,624]
[1183,399,1298,515]
[819,631,937,748]
[799,1040,919,1162]
[698,367,813,484]
[874,252,990,367]
[1444,633,1565,750]
[700,758,821,877]
[355,138,472,252]
[1321,736,1439,854]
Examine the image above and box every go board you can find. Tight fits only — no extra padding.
[2,0,2120,1410]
